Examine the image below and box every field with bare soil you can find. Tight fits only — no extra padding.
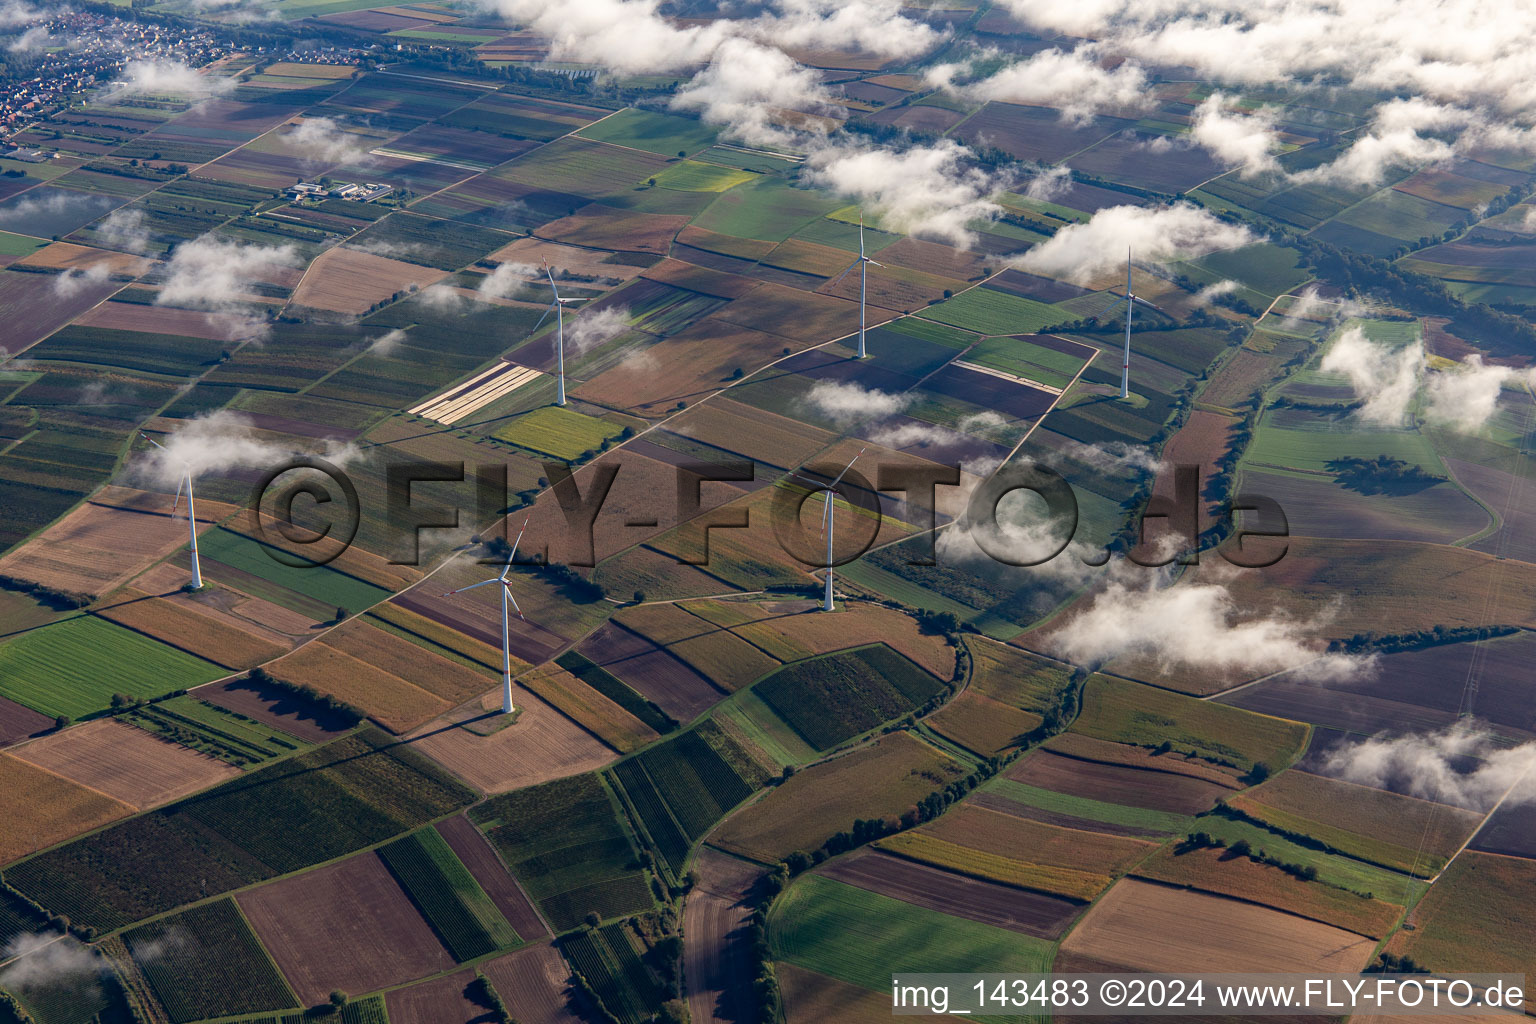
[11,718,239,810]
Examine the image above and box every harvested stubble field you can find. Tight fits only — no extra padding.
[731,603,956,679]
[617,604,779,691]
[96,587,290,671]
[0,495,212,599]
[662,397,836,470]
[1041,733,1246,788]
[877,829,1113,902]
[290,246,449,315]
[406,684,616,794]
[267,640,455,735]
[1134,845,1404,939]
[0,752,133,864]
[819,848,1086,937]
[239,851,456,1006]
[1060,879,1377,974]
[11,718,239,811]
[713,732,966,863]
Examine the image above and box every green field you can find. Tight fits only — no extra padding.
[577,108,719,157]
[985,777,1195,834]
[1197,813,1426,901]
[1178,242,1313,305]
[770,874,1054,992]
[493,405,625,460]
[0,230,48,255]
[964,335,1085,389]
[196,526,391,616]
[124,898,297,1024]
[754,645,946,751]
[379,827,522,961]
[125,695,307,768]
[470,773,653,932]
[689,176,844,242]
[919,287,1065,336]
[651,160,758,192]
[1071,676,1309,773]
[0,615,225,719]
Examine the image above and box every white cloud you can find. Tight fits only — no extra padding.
[368,327,407,355]
[1192,279,1238,306]
[0,0,42,27]
[756,0,943,60]
[1319,326,1424,427]
[96,207,152,254]
[7,24,49,52]
[53,262,110,297]
[930,47,1151,122]
[1189,92,1282,177]
[1022,165,1072,202]
[134,411,362,490]
[1018,202,1256,284]
[105,59,235,102]
[566,304,630,354]
[157,235,296,312]
[476,261,537,301]
[803,379,909,426]
[280,117,370,169]
[671,38,832,148]
[803,139,1004,248]
[1424,354,1530,432]
[1319,721,1536,811]
[1047,576,1371,680]
[0,935,104,992]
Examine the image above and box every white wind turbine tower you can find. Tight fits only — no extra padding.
[530,261,585,406]
[828,214,883,359]
[442,517,531,715]
[1116,249,1157,399]
[140,431,201,589]
[791,448,865,612]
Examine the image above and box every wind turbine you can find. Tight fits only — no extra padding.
[140,431,201,589]
[530,261,585,407]
[791,448,865,612]
[442,516,531,715]
[828,214,882,359]
[1116,249,1158,400]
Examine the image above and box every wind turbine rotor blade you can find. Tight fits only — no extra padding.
[503,516,531,577]
[442,577,500,596]
[866,260,884,268]
[829,259,860,287]
[828,447,866,488]
[503,582,523,618]
[139,431,166,451]
[172,476,185,516]
[530,298,559,335]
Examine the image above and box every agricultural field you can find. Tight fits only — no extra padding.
[239,851,458,1006]
[5,729,474,932]
[0,614,225,720]
[0,752,133,864]
[10,717,239,810]
[770,872,1055,993]
[377,827,522,961]
[124,898,298,1023]
[469,772,654,931]
[712,731,967,863]
[5,9,1536,1017]
[752,644,947,751]
[1060,879,1379,974]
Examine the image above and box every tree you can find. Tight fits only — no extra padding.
[584,911,601,928]
[328,991,348,1008]
[54,715,70,731]
[633,590,647,604]
[334,606,348,623]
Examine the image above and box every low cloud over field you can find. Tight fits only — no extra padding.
[281,117,372,168]
[105,59,234,101]
[1320,721,1536,811]
[1047,576,1370,680]
[1017,203,1256,283]
[1322,328,1530,432]
[155,234,297,340]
